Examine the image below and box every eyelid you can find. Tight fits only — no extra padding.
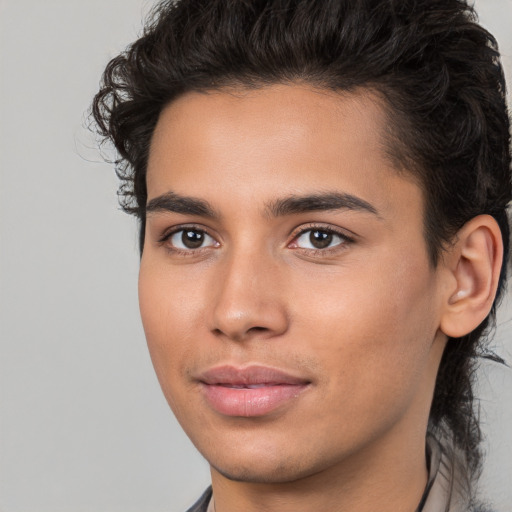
[287,223,356,251]
[289,223,356,241]
[158,223,213,241]
[158,223,220,252]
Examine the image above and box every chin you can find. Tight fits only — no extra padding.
[206,444,332,485]
[211,460,316,484]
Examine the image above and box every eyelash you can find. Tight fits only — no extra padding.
[288,223,355,256]
[158,224,217,257]
[158,223,355,257]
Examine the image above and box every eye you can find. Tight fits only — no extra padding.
[291,228,349,250]
[167,228,218,250]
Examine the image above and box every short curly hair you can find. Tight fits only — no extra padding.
[92,0,511,482]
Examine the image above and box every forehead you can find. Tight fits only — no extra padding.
[146,84,422,220]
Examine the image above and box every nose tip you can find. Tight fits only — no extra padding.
[212,307,286,342]
[209,258,289,342]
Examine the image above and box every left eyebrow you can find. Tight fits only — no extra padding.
[266,192,380,218]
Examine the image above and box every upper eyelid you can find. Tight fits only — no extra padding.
[159,223,217,242]
[289,223,356,241]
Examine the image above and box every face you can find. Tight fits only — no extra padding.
[139,85,448,484]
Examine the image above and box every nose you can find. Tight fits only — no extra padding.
[209,249,289,342]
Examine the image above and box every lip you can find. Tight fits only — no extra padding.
[198,365,311,417]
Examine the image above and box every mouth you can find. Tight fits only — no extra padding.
[198,365,311,417]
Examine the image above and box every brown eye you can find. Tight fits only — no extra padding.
[168,229,217,250]
[182,230,204,248]
[309,230,333,249]
[293,228,345,250]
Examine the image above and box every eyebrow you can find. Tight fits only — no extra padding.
[145,191,380,218]
[146,191,218,218]
[266,192,380,218]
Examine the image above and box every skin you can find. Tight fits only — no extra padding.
[138,84,499,512]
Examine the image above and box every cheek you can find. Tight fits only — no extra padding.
[290,254,440,406]
[138,263,206,399]
[139,257,210,335]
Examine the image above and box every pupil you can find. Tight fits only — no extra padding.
[310,230,332,249]
[182,230,204,249]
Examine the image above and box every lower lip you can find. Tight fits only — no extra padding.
[201,383,308,417]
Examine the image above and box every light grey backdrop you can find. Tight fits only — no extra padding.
[0,1,511,511]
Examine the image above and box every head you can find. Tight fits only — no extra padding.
[92,0,511,485]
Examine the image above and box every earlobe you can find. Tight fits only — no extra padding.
[440,215,503,338]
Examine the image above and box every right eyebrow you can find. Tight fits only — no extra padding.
[146,191,218,218]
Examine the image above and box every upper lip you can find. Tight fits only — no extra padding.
[198,365,311,386]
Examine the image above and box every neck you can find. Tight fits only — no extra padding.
[210,423,429,512]
[208,331,447,512]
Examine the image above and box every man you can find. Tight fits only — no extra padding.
[92,0,511,510]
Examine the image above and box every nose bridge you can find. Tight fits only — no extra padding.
[210,243,288,341]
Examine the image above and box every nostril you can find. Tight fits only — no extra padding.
[248,326,268,333]
[212,325,270,341]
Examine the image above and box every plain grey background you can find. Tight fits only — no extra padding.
[0,1,511,511]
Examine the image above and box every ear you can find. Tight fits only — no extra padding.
[439,215,504,338]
